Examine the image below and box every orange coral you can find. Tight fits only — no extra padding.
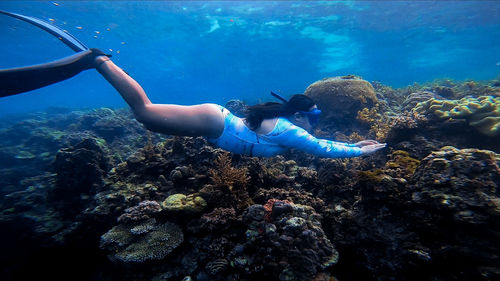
[263,198,293,222]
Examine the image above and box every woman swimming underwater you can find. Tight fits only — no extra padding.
[0,11,386,158]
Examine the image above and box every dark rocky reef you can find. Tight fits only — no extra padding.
[1,77,499,281]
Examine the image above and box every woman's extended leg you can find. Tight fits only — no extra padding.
[94,56,224,138]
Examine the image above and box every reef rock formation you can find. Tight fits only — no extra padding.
[51,137,112,217]
[2,77,500,281]
[409,146,500,280]
[323,146,500,281]
[229,201,338,281]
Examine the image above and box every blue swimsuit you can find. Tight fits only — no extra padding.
[207,105,362,158]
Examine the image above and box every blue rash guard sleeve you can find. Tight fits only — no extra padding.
[262,118,363,158]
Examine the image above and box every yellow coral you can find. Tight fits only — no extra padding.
[413,96,500,136]
[385,150,420,178]
[162,193,207,213]
[356,104,391,141]
[358,169,386,183]
[347,131,364,142]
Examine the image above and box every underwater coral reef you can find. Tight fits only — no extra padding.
[0,77,499,281]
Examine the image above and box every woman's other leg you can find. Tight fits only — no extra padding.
[94,57,224,138]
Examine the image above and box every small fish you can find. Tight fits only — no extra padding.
[109,49,113,52]
[49,18,55,22]
[121,41,126,45]
[106,28,111,31]
[93,35,98,38]
[95,31,100,34]
[52,2,59,6]
[116,50,120,54]
[76,26,83,30]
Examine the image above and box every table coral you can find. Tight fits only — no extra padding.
[209,152,249,191]
[101,221,184,263]
[413,95,500,136]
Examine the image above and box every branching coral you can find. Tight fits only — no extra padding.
[141,131,156,159]
[209,152,249,190]
[208,152,252,211]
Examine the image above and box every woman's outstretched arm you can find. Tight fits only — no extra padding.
[263,118,386,158]
[94,56,224,138]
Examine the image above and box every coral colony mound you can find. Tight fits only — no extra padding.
[0,76,499,281]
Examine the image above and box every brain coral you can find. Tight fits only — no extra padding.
[413,95,500,136]
[304,75,378,121]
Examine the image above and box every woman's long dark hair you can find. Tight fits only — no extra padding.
[244,94,315,130]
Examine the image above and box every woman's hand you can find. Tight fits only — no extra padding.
[360,143,387,155]
[94,54,111,68]
[85,48,112,69]
[354,139,380,147]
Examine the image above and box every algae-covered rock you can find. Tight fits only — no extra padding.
[304,76,378,121]
[51,137,112,217]
[162,193,207,213]
[407,146,500,279]
[413,95,500,136]
[411,146,500,221]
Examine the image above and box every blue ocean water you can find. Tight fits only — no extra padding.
[0,1,499,116]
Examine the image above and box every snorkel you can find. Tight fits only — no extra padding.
[270,91,321,126]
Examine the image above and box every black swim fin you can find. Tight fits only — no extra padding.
[0,49,110,97]
[0,10,88,52]
[0,11,107,97]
